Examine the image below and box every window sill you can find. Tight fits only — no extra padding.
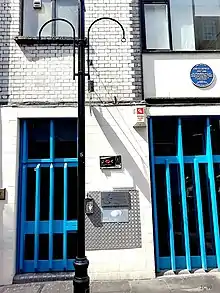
[15,36,76,45]
[143,49,220,53]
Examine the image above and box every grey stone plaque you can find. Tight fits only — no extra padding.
[101,191,130,208]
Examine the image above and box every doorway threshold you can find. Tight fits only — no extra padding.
[13,272,75,284]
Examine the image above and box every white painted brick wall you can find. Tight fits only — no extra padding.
[0,0,142,104]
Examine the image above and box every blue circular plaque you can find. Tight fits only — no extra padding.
[190,63,214,88]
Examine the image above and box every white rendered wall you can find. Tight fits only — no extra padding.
[143,53,220,99]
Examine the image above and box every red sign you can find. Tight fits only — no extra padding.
[137,107,144,114]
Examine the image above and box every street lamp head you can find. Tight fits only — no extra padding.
[121,37,126,43]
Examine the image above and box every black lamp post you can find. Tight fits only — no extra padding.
[39,1,125,292]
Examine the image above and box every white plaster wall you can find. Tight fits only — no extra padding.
[0,105,154,285]
[143,53,220,99]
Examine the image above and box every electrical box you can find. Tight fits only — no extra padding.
[133,106,146,127]
[33,0,42,9]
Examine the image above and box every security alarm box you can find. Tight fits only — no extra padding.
[33,0,42,9]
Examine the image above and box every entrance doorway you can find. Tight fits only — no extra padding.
[17,118,78,273]
[149,116,220,272]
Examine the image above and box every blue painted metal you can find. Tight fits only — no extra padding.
[150,116,220,273]
[159,255,216,270]
[165,161,176,271]
[206,118,220,268]
[19,165,27,272]
[18,119,78,273]
[49,163,54,270]
[34,164,41,271]
[19,120,28,272]
[23,158,78,164]
[50,120,55,160]
[149,118,160,272]
[63,163,68,270]
[23,258,76,272]
[177,118,191,271]
[194,159,207,270]
[26,162,77,168]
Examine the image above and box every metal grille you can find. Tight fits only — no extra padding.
[149,117,220,272]
[17,119,78,273]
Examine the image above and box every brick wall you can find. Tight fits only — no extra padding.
[0,0,142,104]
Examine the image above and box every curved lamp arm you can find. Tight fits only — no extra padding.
[38,18,76,80]
[87,17,126,80]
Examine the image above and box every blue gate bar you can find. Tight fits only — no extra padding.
[63,163,68,270]
[19,120,28,271]
[22,120,28,162]
[50,120,55,160]
[19,165,27,272]
[206,118,220,268]
[149,118,160,271]
[165,161,176,271]
[193,159,207,270]
[49,163,54,270]
[34,164,41,271]
[177,118,191,271]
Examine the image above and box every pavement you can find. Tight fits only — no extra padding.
[1,273,220,292]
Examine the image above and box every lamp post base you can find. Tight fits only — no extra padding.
[73,257,90,293]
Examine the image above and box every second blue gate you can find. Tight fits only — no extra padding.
[149,116,220,273]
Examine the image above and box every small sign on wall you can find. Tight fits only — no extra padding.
[100,155,122,169]
[190,63,214,88]
[133,106,146,127]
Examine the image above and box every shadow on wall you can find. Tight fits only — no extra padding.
[0,0,11,104]
[19,44,73,62]
[92,107,151,203]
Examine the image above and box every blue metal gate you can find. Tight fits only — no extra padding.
[149,116,220,272]
[17,118,78,273]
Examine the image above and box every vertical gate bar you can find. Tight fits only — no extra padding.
[22,120,28,162]
[165,160,176,271]
[34,164,41,271]
[194,159,207,270]
[63,163,68,270]
[49,163,54,270]
[149,118,160,271]
[19,120,28,271]
[19,165,27,271]
[177,118,191,270]
[206,117,220,268]
[50,120,55,160]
